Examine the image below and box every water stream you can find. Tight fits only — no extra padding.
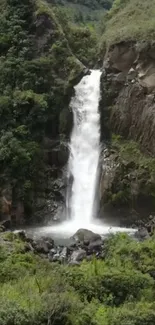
[26,70,136,239]
[67,69,101,224]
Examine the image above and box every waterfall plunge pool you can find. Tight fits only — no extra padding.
[24,221,136,245]
[24,70,137,244]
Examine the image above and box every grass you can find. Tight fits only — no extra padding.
[1,232,155,324]
[101,0,155,48]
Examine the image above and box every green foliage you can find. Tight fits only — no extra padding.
[101,0,155,48]
[1,233,155,324]
[54,6,98,66]
[104,135,155,207]
[53,0,114,25]
[0,0,83,217]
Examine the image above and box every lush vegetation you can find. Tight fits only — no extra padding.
[0,0,84,219]
[53,0,114,23]
[101,0,155,49]
[54,6,98,66]
[1,231,155,324]
[104,135,155,207]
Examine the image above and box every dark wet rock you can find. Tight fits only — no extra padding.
[24,242,35,252]
[14,230,27,241]
[83,239,90,246]
[52,253,60,262]
[49,247,57,256]
[34,240,50,254]
[1,219,11,230]
[48,247,60,261]
[88,239,103,253]
[135,227,150,241]
[68,241,77,249]
[70,66,90,88]
[70,249,86,262]
[59,247,69,262]
[40,236,54,249]
[145,215,155,235]
[0,225,5,232]
[72,229,101,243]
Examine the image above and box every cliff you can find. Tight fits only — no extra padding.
[0,0,85,225]
[99,0,155,224]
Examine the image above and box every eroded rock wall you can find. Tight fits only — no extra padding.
[99,41,155,223]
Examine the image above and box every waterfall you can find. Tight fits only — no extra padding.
[26,70,137,238]
[67,70,102,226]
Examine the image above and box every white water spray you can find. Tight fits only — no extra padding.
[29,70,136,238]
[68,70,101,225]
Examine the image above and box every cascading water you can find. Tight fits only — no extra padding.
[68,70,101,225]
[26,70,136,239]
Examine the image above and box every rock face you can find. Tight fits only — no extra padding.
[101,41,155,154]
[99,41,155,223]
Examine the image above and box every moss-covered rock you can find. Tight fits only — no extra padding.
[100,136,155,222]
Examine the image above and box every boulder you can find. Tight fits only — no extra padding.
[59,247,68,262]
[88,239,103,253]
[72,229,101,243]
[70,249,86,262]
[49,247,57,256]
[0,225,5,232]
[52,253,60,262]
[33,240,50,254]
[41,236,54,249]
[1,219,11,230]
[48,247,57,262]
[135,227,150,241]
[14,230,26,241]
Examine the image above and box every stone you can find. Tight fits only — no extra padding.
[83,240,90,246]
[114,72,127,83]
[14,230,26,241]
[34,240,50,254]
[1,219,11,230]
[88,239,103,253]
[49,247,57,256]
[52,253,60,262]
[59,247,68,261]
[24,242,35,252]
[72,229,101,243]
[135,227,150,241]
[70,249,86,262]
[0,225,5,232]
[127,68,137,81]
[41,236,54,249]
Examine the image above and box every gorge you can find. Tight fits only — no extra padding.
[29,69,135,239]
[1,1,155,325]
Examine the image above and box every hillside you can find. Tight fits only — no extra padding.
[52,0,114,23]
[99,0,155,221]
[1,1,155,325]
[0,0,85,224]
[101,0,155,48]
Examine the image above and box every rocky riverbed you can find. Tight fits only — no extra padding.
[0,218,154,266]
